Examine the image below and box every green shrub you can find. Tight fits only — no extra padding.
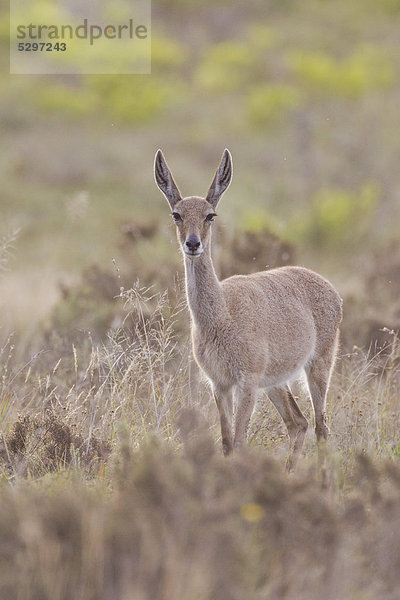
[151,35,188,71]
[34,84,97,117]
[88,75,175,124]
[374,0,400,13]
[247,83,301,127]
[246,24,277,52]
[289,182,380,247]
[289,46,394,99]
[195,41,255,93]
[30,72,176,123]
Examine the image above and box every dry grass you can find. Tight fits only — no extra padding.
[2,0,400,595]
[0,287,399,598]
[1,419,400,600]
[0,229,19,273]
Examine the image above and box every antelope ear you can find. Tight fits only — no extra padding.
[154,149,182,209]
[205,149,233,208]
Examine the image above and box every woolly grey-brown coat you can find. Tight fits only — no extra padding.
[155,148,342,467]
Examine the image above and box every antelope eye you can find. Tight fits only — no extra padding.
[172,212,182,222]
[205,213,217,222]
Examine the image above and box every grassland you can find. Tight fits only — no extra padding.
[0,281,400,599]
[1,0,400,597]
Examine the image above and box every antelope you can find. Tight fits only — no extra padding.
[154,149,342,468]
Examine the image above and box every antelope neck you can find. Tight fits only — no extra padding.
[184,245,228,329]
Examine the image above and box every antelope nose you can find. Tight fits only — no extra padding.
[185,236,201,252]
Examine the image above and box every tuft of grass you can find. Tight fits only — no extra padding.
[0,228,19,272]
[1,412,110,479]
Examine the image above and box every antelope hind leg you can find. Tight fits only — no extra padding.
[268,385,308,471]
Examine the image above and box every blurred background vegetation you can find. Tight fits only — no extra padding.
[1,0,400,348]
[1,4,400,596]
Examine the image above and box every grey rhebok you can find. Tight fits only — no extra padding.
[154,148,342,468]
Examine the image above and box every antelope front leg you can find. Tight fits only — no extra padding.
[233,378,258,449]
[213,385,233,456]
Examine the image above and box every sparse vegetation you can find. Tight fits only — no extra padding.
[1,0,400,596]
[0,286,399,598]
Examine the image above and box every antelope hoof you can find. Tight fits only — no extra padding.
[222,440,233,457]
[285,455,295,473]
